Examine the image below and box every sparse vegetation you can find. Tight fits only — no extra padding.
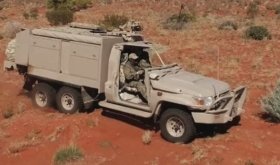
[244,159,255,165]
[261,81,280,122]
[46,0,92,25]
[23,7,39,19]
[2,106,14,119]
[247,2,259,19]
[47,0,92,11]
[163,4,195,30]
[86,118,99,128]
[245,26,271,40]
[8,141,30,153]
[53,145,84,165]
[142,130,152,145]
[275,5,280,14]
[99,140,112,148]
[100,14,129,30]
[46,6,73,25]
[218,21,238,30]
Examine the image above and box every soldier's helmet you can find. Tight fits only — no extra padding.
[128,53,138,60]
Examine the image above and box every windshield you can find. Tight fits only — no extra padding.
[144,47,167,67]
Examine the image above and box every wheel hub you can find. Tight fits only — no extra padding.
[35,91,47,107]
[61,94,75,111]
[166,117,185,137]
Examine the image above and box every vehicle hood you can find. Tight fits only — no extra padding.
[150,70,230,97]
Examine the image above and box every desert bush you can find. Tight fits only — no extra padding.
[2,21,22,39]
[100,14,129,30]
[142,130,152,145]
[245,26,271,40]
[218,21,238,30]
[73,0,92,10]
[261,82,280,122]
[2,107,14,119]
[53,145,84,165]
[46,7,73,25]
[163,12,195,30]
[23,7,39,19]
[30,7,39,19]
[275,5,280,14]
[247,2,259,19]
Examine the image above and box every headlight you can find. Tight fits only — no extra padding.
[204,96,214,107]
[193,96,214,107]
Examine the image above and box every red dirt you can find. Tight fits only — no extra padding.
[0,1,280,165]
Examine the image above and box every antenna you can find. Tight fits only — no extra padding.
[217,46,220,80]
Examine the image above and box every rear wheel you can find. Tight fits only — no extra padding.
[56,87,83,114]
[160,108,196,143]
[31,83,56,108]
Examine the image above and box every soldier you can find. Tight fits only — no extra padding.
[123,53,147,102]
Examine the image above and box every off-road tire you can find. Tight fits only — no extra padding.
[160,108,196,143]
[56,87,83,114]
[31,83,56,108]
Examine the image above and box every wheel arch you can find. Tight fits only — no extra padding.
[154,101,196,123]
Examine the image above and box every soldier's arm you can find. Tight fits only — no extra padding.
[139,59,151,68]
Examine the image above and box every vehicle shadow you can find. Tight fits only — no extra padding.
[196,121,241,139]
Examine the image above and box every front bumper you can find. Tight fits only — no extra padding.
[192,86,247,124]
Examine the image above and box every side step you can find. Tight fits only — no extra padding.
[99,101,153,118]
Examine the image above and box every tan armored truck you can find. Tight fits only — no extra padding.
[8,25,247,143]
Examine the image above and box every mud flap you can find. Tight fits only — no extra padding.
[23,76,36,91]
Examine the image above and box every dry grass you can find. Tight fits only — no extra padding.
[191,144,207,162]
[48,126,65,142]
[98,140,112,148]
[2,106,14,119]
[25,129,41,141]
[8,139,39,154]
[85,117,99,128]
[142,130,152,145]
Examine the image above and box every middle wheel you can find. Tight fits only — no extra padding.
[56,87,83,114]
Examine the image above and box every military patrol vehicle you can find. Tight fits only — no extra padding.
[5,23,247,143]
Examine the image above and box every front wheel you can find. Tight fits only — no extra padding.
[56,87,83,114]
[160,108,196,143]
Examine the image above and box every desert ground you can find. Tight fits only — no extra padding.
[0,0,280,164]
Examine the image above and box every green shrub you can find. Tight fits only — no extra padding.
[261,81,280,122]
[218,21,238,30]
[53,145,84,165]
[163,13,195,30]
[46,7,73,25]
[100,14,129,30]
[247,2,259,19]
[245,26,271,40]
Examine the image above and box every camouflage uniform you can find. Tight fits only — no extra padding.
[123,60,147,100]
